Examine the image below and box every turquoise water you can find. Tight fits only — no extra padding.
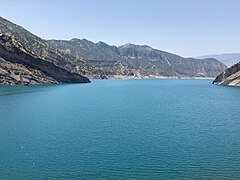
[0,79,240,179]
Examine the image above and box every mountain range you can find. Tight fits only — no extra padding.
[48,39,227,79]
[196,53,240,67]
[0,16,227,85]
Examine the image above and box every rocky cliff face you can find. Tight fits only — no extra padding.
[0,34,90,85]
[213,62,240,86]
[0,57,57,85]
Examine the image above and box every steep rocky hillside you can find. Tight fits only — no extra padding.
[0,57,57,85]
[0,16,89,74]
[0,34,90,85]
[213,62,240,86]
[48,39,130,78]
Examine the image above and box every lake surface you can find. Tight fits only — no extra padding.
[0,79,240,179]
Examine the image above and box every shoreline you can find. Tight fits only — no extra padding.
[0,76,215,86]
[90,75,215,80]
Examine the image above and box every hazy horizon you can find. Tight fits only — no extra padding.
[1,0,240,57]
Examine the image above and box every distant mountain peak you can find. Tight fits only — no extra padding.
[70,38,80,42]
[119,43,136,48]
[71,38,87,42]
[96,41,110,47]
[196,53,240,67]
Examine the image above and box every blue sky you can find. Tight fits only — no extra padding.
[0,0,240,57]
